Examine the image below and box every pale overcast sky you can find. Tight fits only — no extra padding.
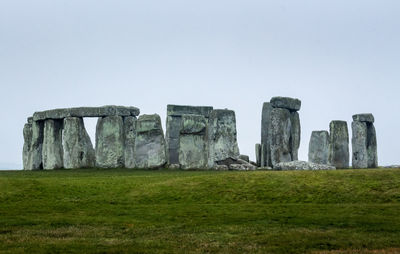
[1,0,399,169]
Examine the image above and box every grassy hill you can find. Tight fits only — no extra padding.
[0,168,400,253]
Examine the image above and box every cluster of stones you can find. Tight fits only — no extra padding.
[308,114,377,169]
[23,105,255,170]
[255,97,301,168]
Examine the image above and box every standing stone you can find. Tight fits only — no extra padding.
[255,143,261,167]
[290,112,301,161]
[261,102,273,167]
[95,116,125,168]
[26,120,44,170]
[351,114,378,169]
[133,114,167,169]
[42,119,64,169]
[63,117,95,169]
[124,116,137,168]
[178,114,207,169]
[23,123,33,170]
[308,131,330,164]
[329,121,349,169]
[207,109,240,168]
[270,108,292,167]
[166,105,213,165]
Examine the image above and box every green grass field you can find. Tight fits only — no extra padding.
[1,168,400,253]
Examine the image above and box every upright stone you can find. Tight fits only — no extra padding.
[124,116,137,168]
[308,131,330,164]
[367,123,378,168]
[95,116,125,168]
[133,114,167,169]
[290,112,301,161]
[270,108,292,167]
[207,109,240,168]
[63,117,95,169]
[22,123,33,170]
[329,121,349,169]
[178,114,207,169]
[42,119,64,169]
[27,120,44,170]
[261,102,272,167]
[352,121,368,169]
[255,143,261,167]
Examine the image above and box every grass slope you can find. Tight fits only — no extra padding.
[0,169,400,253]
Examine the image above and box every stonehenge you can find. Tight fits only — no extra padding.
[352,114,378,168]
[22,101,379,171]
[259,97,301,168]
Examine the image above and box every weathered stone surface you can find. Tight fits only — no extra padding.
[308,131,330,164]
[27,117,33,124]
[95,116,125,168]
[33,105,140,121]
[255,144,261,166]
[23,123,32,170]
[329,121,349,169]
[274,160,336,170]
[229,163,257,171]
[133,114,167,169]
[207,109,240,168]
[367,123,378,168]
[239,155,250,163]
[270,96,301,111]
[166,105,213,165]
[167,164,181,169]
[290,112,300,161]
[214,165,229,171]
[63,117,95,169]
[42,119,64,169]
[352,114,374,123]
[260,102,272,167]
[270,108,292,167]
[26,121,44,170]
[352,121,368,169]
[179,115,207,169]
[123,116,137,168]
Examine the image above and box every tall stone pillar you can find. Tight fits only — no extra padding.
[352,114,378,168]
[63,117,95,169]
[95,116,125,168]
[42,119,64,169]
[26,120,44,170]
[329,120,349,169]
[22,118,33,170]
[308,131,330,164]
[124,116,137,169]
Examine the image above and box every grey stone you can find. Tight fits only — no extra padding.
[290,112,300,161]
[27,117,33,124]
[214,165,229,171]
[178,115,207,169]
[366,123,378,168]
[133,114,167,169]
[352,113,374,123]
[95,116,125,168]
[255,144,261,166]
[308,131,330,164]
[229,163,257,171]
[270,96,301,111]
[274,160,336,170]
[123,116,137,168]
[383,165,400,168]
[33,105,140,121]
[257,166,273,170]
[167,164,181,169]
[22,123,32,170]
[42,119,64,169]
[352,121,368,169]
[329,121,349,169]
[260,102,272,167]
[26,120,44,170]
[207,109,240,168]
[239,154,250,162]
[269,108,292,167]
[166,105,213,165]
[63,117,95,169]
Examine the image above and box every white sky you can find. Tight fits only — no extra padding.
[1,0,399,169]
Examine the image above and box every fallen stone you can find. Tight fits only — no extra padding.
[63,117,95,169]
[270,96,301,111]
[167,164,181,169]
[352,121,368,169]
[274,160,336,170]
[239,154,250,162]
[229,164,257,171]
[95,116,125,168]
[269,108,292,167]
[383,165,400,168]
[22,123,32,170]
[33,105,140,121]
[42,119,64,169]
[329,121,349,169]
[214,165,229,171]
[123,116,137,169]
[133,114,167,169]
[352,113,374,123]
[207,109,240,168]
[257,166,273,170]
[308,131,330,164]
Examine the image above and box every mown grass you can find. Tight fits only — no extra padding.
[0,168,400,253]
